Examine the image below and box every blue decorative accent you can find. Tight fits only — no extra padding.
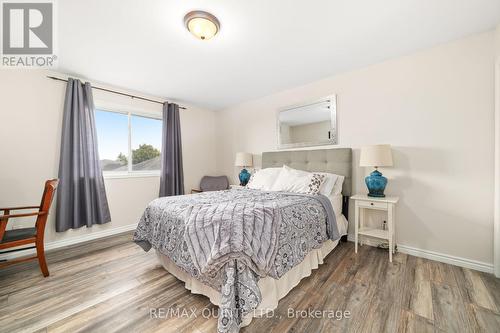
[365,169,388,197]
[239,168,251,186]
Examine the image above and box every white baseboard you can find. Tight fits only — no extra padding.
[347,235,493,274]
[0,223,138,261]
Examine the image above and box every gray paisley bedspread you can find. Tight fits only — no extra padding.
[133,188,339,333]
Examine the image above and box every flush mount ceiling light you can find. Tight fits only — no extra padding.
[184,11,220,40]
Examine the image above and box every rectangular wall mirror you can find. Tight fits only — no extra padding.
[277,95,337,148]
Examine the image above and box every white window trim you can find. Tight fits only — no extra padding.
[103,171,160,179]
[95,106,162,179]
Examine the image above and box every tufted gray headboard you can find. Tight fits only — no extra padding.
[261,148,352,196]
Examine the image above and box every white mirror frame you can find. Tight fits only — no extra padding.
[277,94,337,149]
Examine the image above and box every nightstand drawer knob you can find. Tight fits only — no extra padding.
[357,200,388,209]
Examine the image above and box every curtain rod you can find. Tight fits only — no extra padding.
[47,76,186,109]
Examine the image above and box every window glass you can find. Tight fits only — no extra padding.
[95,110,129,172]
[131,115,162,171]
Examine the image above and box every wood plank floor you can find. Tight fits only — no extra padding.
[1,232,500,333]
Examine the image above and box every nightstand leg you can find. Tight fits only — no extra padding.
[359,207,364,246]
[389,237,393,262]
[354,202,359,253]
[388,204,394,262]
[392,205,396,254]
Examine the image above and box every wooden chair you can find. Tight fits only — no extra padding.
[0,179,59,277]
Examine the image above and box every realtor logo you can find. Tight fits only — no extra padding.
[1,1,56,67]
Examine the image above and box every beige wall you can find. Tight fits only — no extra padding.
[496,24,500,57]
[0,69,217,244]
[495,24,500,276]
[215,31,495,265]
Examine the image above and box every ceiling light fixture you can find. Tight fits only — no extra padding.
[184,10,220,40]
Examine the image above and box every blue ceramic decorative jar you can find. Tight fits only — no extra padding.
[365,169,387,197]
[239,168,251,186]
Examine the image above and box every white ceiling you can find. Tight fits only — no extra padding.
[58,0,500,110]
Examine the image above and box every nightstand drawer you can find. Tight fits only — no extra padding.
[357,200,388,210]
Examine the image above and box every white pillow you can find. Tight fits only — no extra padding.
[270,165,325,194]
[329,193,343,217]
[332,175,345,195]
[247,167,282,190]
[270,166,308,192]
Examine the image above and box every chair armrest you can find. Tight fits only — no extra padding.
[0,211,47,220]
[0,206,40,211]
[191,189,202,194]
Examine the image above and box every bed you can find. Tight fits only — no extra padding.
[134,148,352,332]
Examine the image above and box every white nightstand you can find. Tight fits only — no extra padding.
[351,194,399,262]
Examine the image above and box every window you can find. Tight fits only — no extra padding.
[95,109,162,176]
[131,115,162,171]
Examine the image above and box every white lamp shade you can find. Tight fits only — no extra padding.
[235,152,253,167]
[360,144,393,167]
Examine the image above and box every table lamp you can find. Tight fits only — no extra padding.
[234,152,253,186]
[360,144,393,197]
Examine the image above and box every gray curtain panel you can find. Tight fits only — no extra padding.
[159,103,184,196]
[56,78,111,232]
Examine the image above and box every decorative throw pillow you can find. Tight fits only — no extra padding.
[316,172,339,196]
[306,173,326,195]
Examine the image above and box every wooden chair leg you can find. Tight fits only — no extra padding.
[36,238,49,277]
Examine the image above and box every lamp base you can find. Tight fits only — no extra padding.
[239,168,251,186]
[368,193,386,198]
[365,169,388,197]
